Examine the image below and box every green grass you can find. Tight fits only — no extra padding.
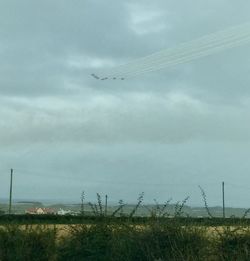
[1,193,250,260]
[1,218,250,260]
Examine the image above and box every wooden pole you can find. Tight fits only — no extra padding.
[222,181,225,218]
[105,195,108,216]
[9,169,13,214]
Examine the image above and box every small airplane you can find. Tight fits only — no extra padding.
[91,73,100,80]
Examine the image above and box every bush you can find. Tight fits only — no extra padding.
[215,226,250,261]
[0,224,57,261]
[58,219,209,261]
[58,222,113,261]
[4,219,250,260]
[140,221,209,261]
[111,220,209,261]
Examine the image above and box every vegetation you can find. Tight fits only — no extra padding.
[1,218,250,260]
[58,220,208,261]
[0,224,57,261]
[1,193,250,260]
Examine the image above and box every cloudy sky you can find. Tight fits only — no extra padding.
[1,0,250,206]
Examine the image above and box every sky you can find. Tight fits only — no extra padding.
[1,0,250,207]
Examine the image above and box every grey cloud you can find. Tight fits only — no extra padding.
[1,0,250,97]
[1,1,250,205]
[1,92,250,147]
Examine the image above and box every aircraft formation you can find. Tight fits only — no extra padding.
[91,73,125,81]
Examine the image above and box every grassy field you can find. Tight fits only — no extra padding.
[1,193,250,260]
[1,216,250,260]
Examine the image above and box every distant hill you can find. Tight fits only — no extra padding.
[17,201,43,205]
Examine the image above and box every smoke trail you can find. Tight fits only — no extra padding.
[95,23,250,79]
[110,27,250,77]
[113,34,249,77]
[108,24,249,76]
[118,35,250,78]
[125,37,250,78]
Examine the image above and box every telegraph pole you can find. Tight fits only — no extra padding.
[222,181,225,218]
[105,195,108,216]
[8,168,13,214]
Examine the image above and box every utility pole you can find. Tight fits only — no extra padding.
[105,195,108,216]
[222,181,225,218]
[9,168,13,215]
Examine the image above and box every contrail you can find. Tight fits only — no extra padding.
[109,25,250,76]
[111,23,250,78]
[119,34,250,78]
[109,25,250,78]
[93,23,250,79]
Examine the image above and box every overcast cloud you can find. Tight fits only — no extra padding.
[1,0,250,206]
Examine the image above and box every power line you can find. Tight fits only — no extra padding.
[6,167,218,188]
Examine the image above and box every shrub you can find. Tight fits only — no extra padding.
[0,224,57,261]
[58,222,113,261]
[215,226,250,261]
[111,220,209,261]
[58,219,209,261]
[139,221,209,261]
